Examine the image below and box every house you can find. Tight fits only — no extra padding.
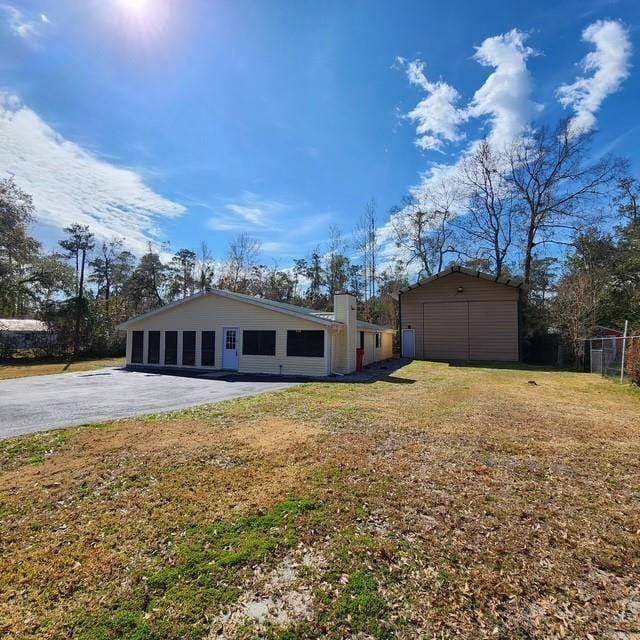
[0,318,51,350]
[398,265,524,362]
[118,290,394,377]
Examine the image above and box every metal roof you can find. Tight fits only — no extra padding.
[118,289,392,332]
[0,319,48,332]
[400,265,525,293]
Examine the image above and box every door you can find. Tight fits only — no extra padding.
[423,302,468,360]
[402,329,415,358]
[222,328,239,370]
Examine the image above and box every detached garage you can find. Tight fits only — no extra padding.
[399,266,524,362]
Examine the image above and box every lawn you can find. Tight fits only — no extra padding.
[0,356,125,380]
[1,361,639,639]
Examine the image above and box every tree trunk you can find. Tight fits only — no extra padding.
[73,248,86,358]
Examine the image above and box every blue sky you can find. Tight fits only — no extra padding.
[0,0,638,266]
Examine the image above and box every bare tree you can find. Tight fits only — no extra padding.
[457,140,515,278]
[507,121,623,285]
[391,178,458,281]
[614,176,639,224]
[196,241,215,292]
[227,233,260,292]
[354,199,379,313]
[325,226,349,298]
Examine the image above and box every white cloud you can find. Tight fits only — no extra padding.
[207,193,288,232]
[40,13,49,24]
[403,60,465,151]
[557,19,631,136]
[1,3,35,37]
[467,29,539,148]
[0,93,186,255]
[402,30,537,155]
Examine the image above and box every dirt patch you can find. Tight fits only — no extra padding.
[229,417,322,453]
[209,544,327,637]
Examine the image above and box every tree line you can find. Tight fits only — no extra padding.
[1,117,639,368]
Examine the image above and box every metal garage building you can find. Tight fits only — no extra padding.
[398,266,524,362]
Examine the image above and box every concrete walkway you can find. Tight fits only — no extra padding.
[0,367,298,440]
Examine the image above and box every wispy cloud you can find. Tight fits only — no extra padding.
[207,193,288,232]
[0,3,49,39]
[557,19,631,136]
[0,93,186,255]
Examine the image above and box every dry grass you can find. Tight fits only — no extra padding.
[1,361,639,639]
[0,356,125,380]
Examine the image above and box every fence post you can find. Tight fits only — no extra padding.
[620,320,629,384]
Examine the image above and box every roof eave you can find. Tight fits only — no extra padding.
[117,289,341,330]
[399,265,527,293]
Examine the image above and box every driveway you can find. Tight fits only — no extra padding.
[0,367,299,440]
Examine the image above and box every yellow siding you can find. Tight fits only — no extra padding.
[360,329,395,366]
[331,326,348,374]
[125,294,329,377]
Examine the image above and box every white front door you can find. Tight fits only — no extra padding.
[223,328,239,370]
[402,329,415,358]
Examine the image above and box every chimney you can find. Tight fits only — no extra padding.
[333,293,357,373]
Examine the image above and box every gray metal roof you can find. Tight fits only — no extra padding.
[0,319,48,332]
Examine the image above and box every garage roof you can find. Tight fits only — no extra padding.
[400,265,525,293]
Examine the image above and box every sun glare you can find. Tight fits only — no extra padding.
[116,0,151,14]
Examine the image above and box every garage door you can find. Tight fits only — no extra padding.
[423,301,518,361]
[423,302,469,360]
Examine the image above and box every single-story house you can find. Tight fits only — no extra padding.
[118,291,394,377]
[0,318,51,350]
[398,265,524,362]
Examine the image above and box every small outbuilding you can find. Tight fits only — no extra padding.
[118,290,394,377]
[398,266,524,362]
[0,318,51,350]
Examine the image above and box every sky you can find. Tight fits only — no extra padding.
[0,0,638,268]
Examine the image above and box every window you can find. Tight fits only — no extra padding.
[243,330,276,356]
[164,331,177,365]
[225,329,237,350]
[375,333,381,349]
[182,331,196,366]
[131,331,144,363]
[148,331,160,364]
[359,331,365,350]
[286,330,324,357]
[201,331,216,366]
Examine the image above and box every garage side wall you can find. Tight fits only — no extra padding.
[400,273,520,362]
[125,295,330,377]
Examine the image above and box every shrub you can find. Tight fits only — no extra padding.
[625,337,640,386]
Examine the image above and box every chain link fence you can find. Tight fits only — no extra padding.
[583,335,640,383]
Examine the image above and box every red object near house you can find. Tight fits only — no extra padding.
[356,348,364,372]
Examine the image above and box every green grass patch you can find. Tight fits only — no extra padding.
[0,429,73,469]
[75,497,318,640]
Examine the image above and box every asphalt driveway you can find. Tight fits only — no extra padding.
[0,367,299,440]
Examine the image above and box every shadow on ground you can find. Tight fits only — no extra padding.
[122,358,415,385]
